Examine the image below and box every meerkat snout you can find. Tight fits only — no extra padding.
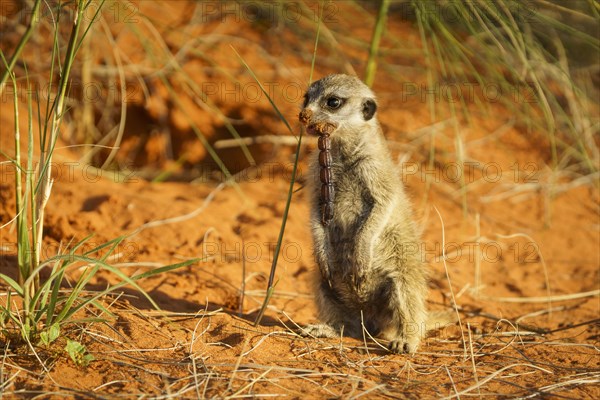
[299,108,312,125]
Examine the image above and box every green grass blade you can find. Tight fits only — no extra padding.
[365,0,390,87]
[309,1,325,84]
[0,274,24,297]
[0,0,42,93]
[231,47,295,138]
[44,268,65,326]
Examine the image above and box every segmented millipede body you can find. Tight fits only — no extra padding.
[298,108,337,227]
[318,133,334,226]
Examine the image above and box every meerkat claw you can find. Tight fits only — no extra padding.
[352,273,364,289]
[388,338,419,354]
[320,264,332,283]
[388,340,405,354]
[350,264,367,289]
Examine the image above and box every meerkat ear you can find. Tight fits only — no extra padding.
[362,99,377,121]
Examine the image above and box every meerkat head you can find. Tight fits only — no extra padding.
[299,74,378,136]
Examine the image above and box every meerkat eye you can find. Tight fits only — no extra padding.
[326,96,343,109]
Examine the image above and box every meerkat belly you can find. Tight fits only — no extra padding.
[323,163,374,275]
[333,189,368,226]
[329,163,373,229]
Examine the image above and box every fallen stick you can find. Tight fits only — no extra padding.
[214,135,314,149]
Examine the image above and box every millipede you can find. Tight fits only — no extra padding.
[318,130,334,226]
[298,109,337,226]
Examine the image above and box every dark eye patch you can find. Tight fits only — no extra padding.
[362,99,377,120]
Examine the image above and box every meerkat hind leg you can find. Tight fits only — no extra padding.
[380,278,427,354]
[301,281,352,339]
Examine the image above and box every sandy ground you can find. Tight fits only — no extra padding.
[1,1,599,398]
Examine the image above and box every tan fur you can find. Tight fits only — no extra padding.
[299,74,430,353]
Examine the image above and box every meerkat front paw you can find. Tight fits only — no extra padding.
[351,253,371,289]
[315,250,333,284]
[300,324,339,338]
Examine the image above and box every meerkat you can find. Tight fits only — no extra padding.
[298,74,429,354]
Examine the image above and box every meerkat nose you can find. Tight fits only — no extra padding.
[299,108,313,125]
